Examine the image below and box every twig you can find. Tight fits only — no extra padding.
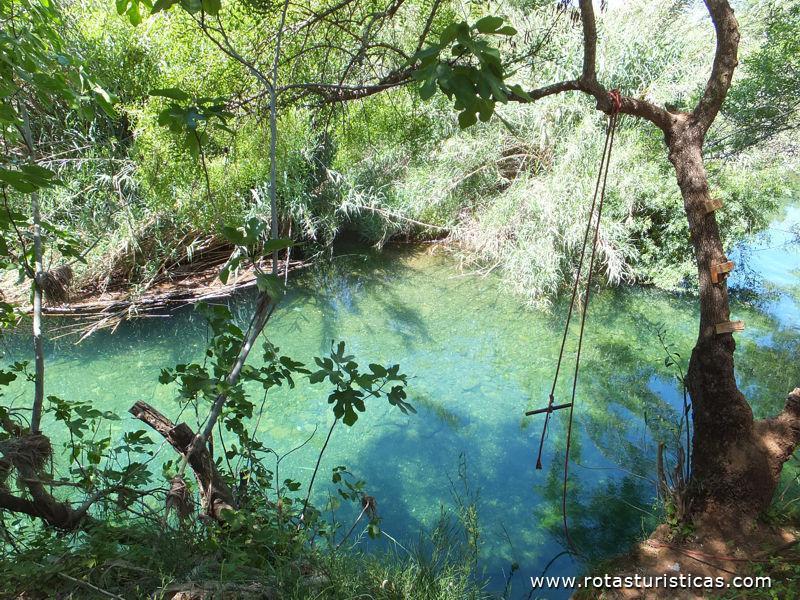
[299,417,338,523]
[335,503,369,550]
[32,563,124,600]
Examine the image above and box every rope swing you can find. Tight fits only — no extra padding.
[526,90,622,551]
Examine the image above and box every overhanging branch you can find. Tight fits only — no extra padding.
[503,0,672,132]
[693,0,740,134]
[129,401,236,521]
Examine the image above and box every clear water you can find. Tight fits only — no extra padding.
[1,209,798,599]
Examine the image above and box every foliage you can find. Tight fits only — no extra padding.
[720,0,800,154]
[3,0,797,308]
[412,16,528,129]
[0,504,488,599]
[0,0,120,309]
[0,295,471,596]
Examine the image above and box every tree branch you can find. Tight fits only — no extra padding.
[693,0,740,133]
[278,65,416,102]
[578,0,597,83]
[757,388,800,472]
[0,489,48,521]
[129,401,236,521]
[505,0,671,132]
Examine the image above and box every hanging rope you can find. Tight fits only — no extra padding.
[528,90,622,552]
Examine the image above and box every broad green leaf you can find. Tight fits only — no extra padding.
[474,16,504,34]
[202,0,221,15]
[495,25,517,36]
[152,0,180,12]
[0,168,36,193]
[420,78,437,101]
[509,84,533,101]
[221,225,246,245]
[458,109,478,129]
[262,238,294,253]
[150,88,191,101]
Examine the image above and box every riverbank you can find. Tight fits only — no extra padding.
[3,236,309,339]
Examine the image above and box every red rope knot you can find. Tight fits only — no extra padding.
[608,89,622,114]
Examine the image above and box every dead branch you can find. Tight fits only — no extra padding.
[129,401,235,521]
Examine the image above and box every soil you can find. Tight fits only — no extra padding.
[575,515,799,599]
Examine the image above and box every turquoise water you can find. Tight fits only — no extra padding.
[1,210,798,598]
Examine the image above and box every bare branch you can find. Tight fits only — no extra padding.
[278,65,416,102]
[0,489,48,521]
[129,401,236,521]
[505,0,671,131]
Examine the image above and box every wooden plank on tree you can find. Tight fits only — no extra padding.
[715,320,745,335]
[710,260,735,283]
[704,197,723,214]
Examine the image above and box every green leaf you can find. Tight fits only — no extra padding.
[152,0,179,12]
[221,225,246,246]
[412,45,441,62]
[495,25,517,36]
[342,405,358,426]
[474,16,504,34]
[202,0,221,15]
[93,85,116,116]
[181,0,203,14]
[255,273,283,297]
[419,77,437,101]
[458,110,478,129]
[150,88,191,101]
[20,164,56,180]
[368,364,387,377]
[508,84,533,101]
[0,168,36,193]
[440,22,468,46]
[262,238,294,253]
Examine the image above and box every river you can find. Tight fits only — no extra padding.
[1,207,798,598]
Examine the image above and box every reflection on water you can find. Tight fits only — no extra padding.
[1,209,798,598]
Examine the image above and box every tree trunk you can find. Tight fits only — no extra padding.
[666,115,779,515]
[30,191,45,434]
[19,107,45,434]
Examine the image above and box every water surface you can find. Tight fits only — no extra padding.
[2,212,798,598]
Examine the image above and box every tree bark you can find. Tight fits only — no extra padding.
[508,0,800,517]
[129,401,236,521]
[665,114,775,514]
[18,106,45,434]
[0,432,95,530]
[30,191,44,434]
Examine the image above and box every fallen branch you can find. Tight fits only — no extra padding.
[129,401,235,521]
[35,258,306,341]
